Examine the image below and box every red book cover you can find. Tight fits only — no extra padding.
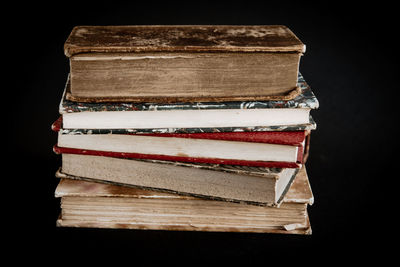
[53,145,302,168]
[52,116,306,145]
[52,117,307,168]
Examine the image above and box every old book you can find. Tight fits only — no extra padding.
[56,153,301,206]
[59,73,318,130]
[54,126,307,168]
[55,165,313,234]
[64,25,305,103]
[52,115,316,134]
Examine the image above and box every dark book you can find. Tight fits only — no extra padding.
[59,73,318,131]
[64,25,305,103]
[55,165,313,234]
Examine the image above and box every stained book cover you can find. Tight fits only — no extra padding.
[55,160,299,206]
[55,165,313,234]
[64,25,305,57]
[60,73,318,113]
[64,26,307,103]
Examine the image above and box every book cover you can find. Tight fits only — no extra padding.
[64,25,306,103]
[53,118,307,145]
[52,115,317,134]
[55,165,313,234]
[54,145,302,168]
[60,72,318,113]
[53,122,307,167]
[64,25,305,57]
[56,153,300,206]
[58,73,318,130]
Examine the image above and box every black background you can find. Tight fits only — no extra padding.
[6,1,395,262]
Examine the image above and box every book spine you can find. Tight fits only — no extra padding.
[53,145,300,168]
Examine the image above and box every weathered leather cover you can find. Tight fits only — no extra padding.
[60,73,318,112]
[55,165,312,204]
[54,166,312,234]
[64,25,305,57]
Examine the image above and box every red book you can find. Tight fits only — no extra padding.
[53,145,302,168]
[52,116,305,144]
[53,117,307,168]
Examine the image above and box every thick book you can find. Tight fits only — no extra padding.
[59,73,318,130]
[55,165,313,234]
[56,153,301,206]
[64,25,305,103]
[54,121,308,167]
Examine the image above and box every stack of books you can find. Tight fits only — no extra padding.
[52,25,319,234]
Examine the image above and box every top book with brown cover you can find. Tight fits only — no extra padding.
[64,25,305,103]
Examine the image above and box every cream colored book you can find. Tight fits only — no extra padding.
[55,165,313,234]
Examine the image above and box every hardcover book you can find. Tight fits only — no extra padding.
[64,25,306,103]
[56,153,301,206]
[54,120,308,167]
[55,165,313,234]
[59,73,318,131]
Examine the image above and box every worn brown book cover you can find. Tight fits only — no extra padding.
[64,25,305,103]
[55,165,313,234]
[56,153,300,207]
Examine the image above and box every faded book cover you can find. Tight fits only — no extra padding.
[64,25,306,102]
[55,153,300,205]
[55,165,313,234]
[64,25,305,56]
[60,73,318,113]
